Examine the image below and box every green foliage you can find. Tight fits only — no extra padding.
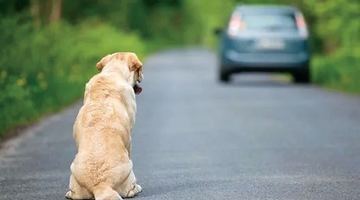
[312,55,360,94]
[0,0,359,138]
[304,0,360,55]
[303,0,359,92]
[182,0,234,46]
[62,0,183,41]
[0,17,146,136]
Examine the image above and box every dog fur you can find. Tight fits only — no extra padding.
[66,52,143,200]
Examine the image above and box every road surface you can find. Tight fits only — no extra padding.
[1,49,360,200]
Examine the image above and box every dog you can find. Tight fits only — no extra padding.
[66,52,143,200]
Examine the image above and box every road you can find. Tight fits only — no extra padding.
[1,49,360,200]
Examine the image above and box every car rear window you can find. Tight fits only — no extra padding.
[242,14,296,30]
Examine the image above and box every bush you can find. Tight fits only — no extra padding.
[312,54,360,94]
[0,17,146,136]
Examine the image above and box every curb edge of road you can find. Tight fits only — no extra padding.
[0,102,80,159]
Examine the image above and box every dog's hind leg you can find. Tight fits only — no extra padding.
[117,169,142,198]
[65,174,93,200]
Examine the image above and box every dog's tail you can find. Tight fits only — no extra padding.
[93,184,122,200]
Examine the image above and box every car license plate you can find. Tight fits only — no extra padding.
[256,38,285,50]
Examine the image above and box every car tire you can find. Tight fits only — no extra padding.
[293,65,310,84]
[219,70,230,83]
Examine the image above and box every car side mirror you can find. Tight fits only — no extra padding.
[214,28,223,36]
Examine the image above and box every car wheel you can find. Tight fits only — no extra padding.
[219,70,230,82]
[293,65,310,84]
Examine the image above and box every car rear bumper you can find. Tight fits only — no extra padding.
[221,50,309,72]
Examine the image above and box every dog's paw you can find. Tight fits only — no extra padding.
[135,184,142,194]
[126,184,142,198]
[65,191,72,199]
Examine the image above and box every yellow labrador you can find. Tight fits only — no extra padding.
[66,52,143,200]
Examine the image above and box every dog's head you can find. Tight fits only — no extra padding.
[96,52,144,95]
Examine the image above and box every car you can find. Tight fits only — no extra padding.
[216,5,311,83]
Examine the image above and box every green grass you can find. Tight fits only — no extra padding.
[0,18,148,138]
[312,54,360,94]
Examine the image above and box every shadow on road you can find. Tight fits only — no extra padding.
[223,73,302,88]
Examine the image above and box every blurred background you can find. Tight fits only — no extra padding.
[0,0,359,137]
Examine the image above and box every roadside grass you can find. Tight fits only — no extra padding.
[0,18,148,139]
[269,55,360,94]
[312,55,360,94]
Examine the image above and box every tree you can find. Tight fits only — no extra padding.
[30,0,62,26]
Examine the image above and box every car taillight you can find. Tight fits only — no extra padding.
[227,14,245,37]
[296,13,308,38]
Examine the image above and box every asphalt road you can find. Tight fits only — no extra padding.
[1,49,360,200]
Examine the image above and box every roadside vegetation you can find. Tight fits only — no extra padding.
[0,18,146,135]
[0,0,358,138]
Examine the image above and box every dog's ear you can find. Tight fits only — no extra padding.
[136,64,144,82]
[128,53,143,82]
[96,54,113,71]
[127,53,143,72]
